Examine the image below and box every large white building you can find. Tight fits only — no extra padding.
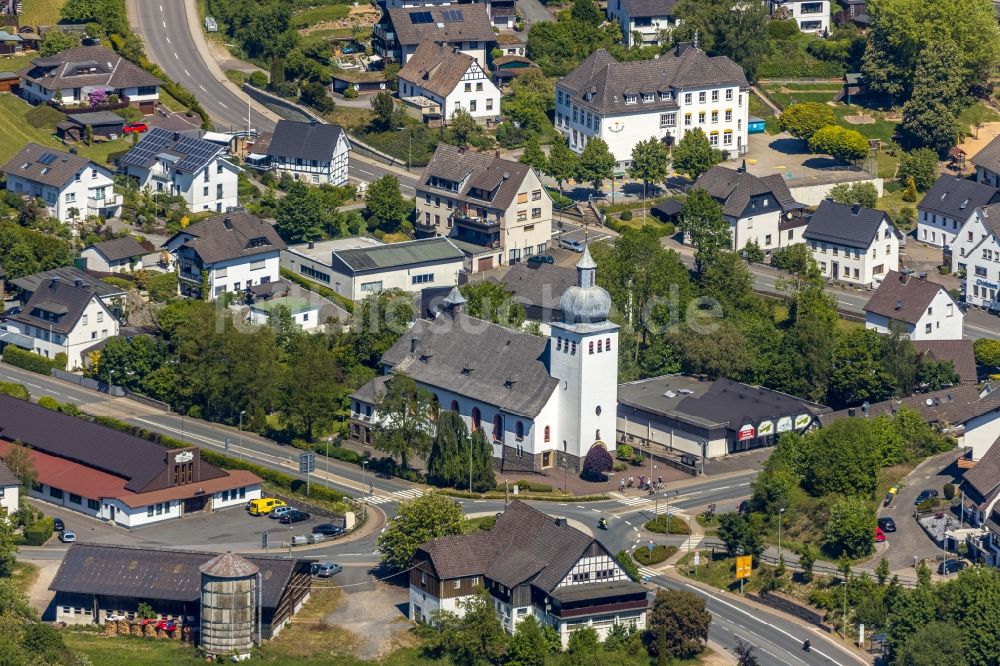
[121,128,241,214]
[18,45,162,113]
[555,44,749,167]
[351,247,618,472]
[693,165,805,253]
[606,0,680,47]
[0,144,121,223]
[399,41,501,121]
[3,276,119,370]
[803,200,902,289]
[266,120,350,186]
[916,174,1000,249]
[162,210,286,300]
[864,270,964,341]
[375,5,496,67]
[768,0,830,34]
[952,203,1000,311]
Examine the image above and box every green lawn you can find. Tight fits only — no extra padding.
[17,0,64,27]
[292,4,351,28]
[0,93,132,165]
[759,83,840,111]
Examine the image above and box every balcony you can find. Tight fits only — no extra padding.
[452,210,500,232]
[88,192,122,209]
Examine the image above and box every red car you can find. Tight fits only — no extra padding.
[123,122,148,134]
[875,526,886,543]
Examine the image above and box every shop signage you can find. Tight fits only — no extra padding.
[174,451,194,463]
[737,424,755,441]
[776,416,793,433]
[794,413,811,430]
[757,420,774,436]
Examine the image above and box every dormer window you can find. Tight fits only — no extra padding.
[625,94,637,105]
[659,91,671,101]
[247,237,270,248]
[641,93,654,103]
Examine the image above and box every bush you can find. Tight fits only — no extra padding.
[2,346,60,374]
[581,445,613,481]
[943,482,955,500]
[645,514,691,535]
[249,71,268,87]
[343,87,359,99]
[616,443,634,460]
[0,381,29,400]
[23,518,54,546]
[633,544,677,565]
[619,209,633,221]
[101,276,133,290]
[147,272,178,302]
[280,267,355,313]
[616,549,641,580]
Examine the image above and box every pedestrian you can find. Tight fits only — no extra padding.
[619,479,625,493]
[658,475,663,486]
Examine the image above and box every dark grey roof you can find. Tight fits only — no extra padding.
[121,127,225,174]
[972,135,1000,173]
[1,143,102,188]
[350,375,391,404]
[694,166,800,218]
[266,120,346,163]
[963,437,1000,508]
[618,374,830,433]
[820,383,1000,428]
[332,237,464,273]
[499,263,576,317]
[864,270,954,325]
[617,0,679,17]
[50,543,305,609]
[418,501,624,593]
[9,278,104,335]
[917,174,1000,220]
[0,394,226,493]
[10,267,125,301]
[914,340,977,385]
[381,312,558,418]
[164,211,286,265]
[65,111,125,127]
[19,45,161,92]
[558,46,748,116]
[651,199,683,220]
[803,199,898,249]
[420,144,537,212]
[86,237,147,262]
[0,460,18,487]
[388,5,496,47]
[399,41,477,98]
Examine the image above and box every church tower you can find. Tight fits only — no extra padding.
[548,245,619,469]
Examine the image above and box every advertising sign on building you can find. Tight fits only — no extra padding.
[776,416,793,433]
[794,413,811,430]
[757,420,774,437]
[737,424,755,441]
[174,451,194,463]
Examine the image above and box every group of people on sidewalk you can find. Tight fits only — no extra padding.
[619,475,664,494]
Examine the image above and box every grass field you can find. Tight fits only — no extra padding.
[759,82,840,111]
[292,4,351,28]
[17,0,64,27]
[0,93,132,165]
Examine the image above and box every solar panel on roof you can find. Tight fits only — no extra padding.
[441,9,464,21]
[37,152,58,165]
[410,11,433,23]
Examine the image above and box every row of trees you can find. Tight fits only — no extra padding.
[778,103,869,163]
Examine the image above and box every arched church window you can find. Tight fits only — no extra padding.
[451,400,460,412]
[589,341,594,354]
[598,339,603,353]
[493,414,503,441]
[544,426,550,442]
[515,421,524,441]
[472,407,482,431]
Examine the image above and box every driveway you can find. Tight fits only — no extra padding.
[874,451,964,573]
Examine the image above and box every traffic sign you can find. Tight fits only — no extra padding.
[736,555,752,579]
[299,452,316,473]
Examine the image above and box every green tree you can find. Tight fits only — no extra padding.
[348,288,415,368]
[902,176,918,202]
[299,81,335,113]
[798,544,815,582]
[777,103,835,141]
[279,335,344,441]
[372,374,433,470]
[276,180,329,242]
[938,567,1000,665]
[828,328,897,408]
[503,68,554,135]
[673,0,768,80]
[742,240,764,263]
[0,513,17,577]
[507,615,557,666]
[895,621,965,666]
[876,556,890,585]
[567,626,601,656]
[808,125,869,162]
[974,338,1000,368]
[448,108,481,148]
[679,187,730,273]
[917,357,960,391]
[571,0,602,24]
[376,493,465,569]
[800,418,883,496]
[426,411,470,489]
[369,90,402,131]
[718,512,765,559]
[824,495,876,557]
[627,137,671,199]
[898,148,940,191]
[901,95,959,155]
[460,281,526,328]
[646,589,711,660]
[545,140,580,192]
[429,588,510,665]
[39,29,77,56]
[2,442,37,490]
[365,175,410,233]
[885,584,940,658]
[519,136,548,173]
[470,428,495,492]
[672,128,724,180]
[827,182,879,208]
[576,137,616,192]
[881,323,917,396]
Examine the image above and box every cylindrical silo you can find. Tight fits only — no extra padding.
[199,552,259,661]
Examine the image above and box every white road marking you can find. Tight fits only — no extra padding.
[624,520,632,526]
[184,69,190,77]
[199,84,207,91]
[162,21,166,28]
[165,37,171,44]
[173,52,179,60]
[159,4,163,10]
[219,101,228,108]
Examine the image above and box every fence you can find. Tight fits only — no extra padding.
[50,369,125,397]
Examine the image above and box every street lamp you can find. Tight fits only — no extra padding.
[778,507,786,561]
[238,410,246,462]
[395,126,412,171]
[361,460,368,519]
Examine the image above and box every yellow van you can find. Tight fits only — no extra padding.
[248,498,286,516]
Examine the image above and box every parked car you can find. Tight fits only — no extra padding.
[938,559,967,575]
[248,498,286,516]
[60,530,76,543]
[279,510,310,524]
[559,238,585,252]
[877,517,896,532]
[270,506,295,520]
[737,500,750,514]
[914,489,939,506]
[312,523,344,537]
[311,562,343,577]
[53,517,65,532]
[883,486,898,507]
[875,526,886,543]
[123,122,149,134]
[527,253,554,265]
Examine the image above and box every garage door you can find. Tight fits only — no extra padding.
[478,256,493,271]
[139,100,155,114]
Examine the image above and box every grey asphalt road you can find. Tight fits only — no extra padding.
[132,0,417,194]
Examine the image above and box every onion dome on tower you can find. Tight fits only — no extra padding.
[559,245,611,324]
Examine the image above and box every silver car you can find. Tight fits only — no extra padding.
[269,505,294,520]
[559,238,585,252]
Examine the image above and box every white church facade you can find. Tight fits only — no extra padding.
[349,247,618,472]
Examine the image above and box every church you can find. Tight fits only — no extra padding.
[349,247,619,472]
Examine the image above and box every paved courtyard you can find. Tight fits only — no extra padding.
[730,131,875,187]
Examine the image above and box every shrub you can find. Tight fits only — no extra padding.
[249,71,268,87]
[619,209,633,221]
[645,514,691,535]
[23,518,54,546]
[581,445,613,481]
[633,544,677,565]
[3,346,59,374]
[343,87,359,99]
[616,549,641,580]
[147,272,178,302]
[616,443,634,460]
[943,482,955,500]
[101,276,133,290]
[0,381,29,400]
[37,396,60,411]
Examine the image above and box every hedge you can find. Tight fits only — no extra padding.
[495,481,551,493]
[2,346,62,374]
[644,514,691,535]
[148,272,178,302]
[24,518,54,546]
[633,544,677,566]
[0,381,29,400]
[280,268,355,314]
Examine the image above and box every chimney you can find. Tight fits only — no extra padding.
[737,159,746,173]
[173,132,180,141]
[74,278,82,288]
[851,204,861,215]
[918,272,927,281]
[308,240,315,249]
[223,216,232,230]
[554,517,567,527]
[410,337,418,353]
[50,277,60,289]
[894,300,902,311]
[861,401,869,416]
[848,407,856,417]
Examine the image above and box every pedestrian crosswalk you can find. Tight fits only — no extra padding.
[615,495,687,516]
[363,488,424,505]
[638,567,660,579]
[677,536,702,550]
[617,496,654,506]
[364,495,393,505]
[394,488,424,501]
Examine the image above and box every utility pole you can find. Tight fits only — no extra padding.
[468,437,473,493]
[778,507,785,561]
[238,410,246,462]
